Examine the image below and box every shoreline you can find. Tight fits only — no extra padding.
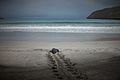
[0,37,120,80]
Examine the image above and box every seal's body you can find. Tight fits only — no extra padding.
[50,48,59,54]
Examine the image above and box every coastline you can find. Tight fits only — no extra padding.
[0,29,120,80]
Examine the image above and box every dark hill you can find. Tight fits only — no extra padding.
[87,6,120,19]
[0,17,4,19]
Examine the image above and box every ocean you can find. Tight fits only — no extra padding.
[0,19,120,33]
[0,19,120,42]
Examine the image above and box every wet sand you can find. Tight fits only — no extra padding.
[0,40,120,80]
[0,32,120,80]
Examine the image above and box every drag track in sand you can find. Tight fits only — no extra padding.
[47,52,88,80]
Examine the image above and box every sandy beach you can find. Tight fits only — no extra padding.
[0,39,120,80]
[0,1,120,79]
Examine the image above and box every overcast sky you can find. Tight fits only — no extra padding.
[0,0,120,19]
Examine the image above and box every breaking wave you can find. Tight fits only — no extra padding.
[0,25,120,33]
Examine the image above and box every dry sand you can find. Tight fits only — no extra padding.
[0,41,120,80]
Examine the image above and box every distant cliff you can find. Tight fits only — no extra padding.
[0,17,4,19]
[87,6,120,19]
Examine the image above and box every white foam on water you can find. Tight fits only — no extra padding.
[0,25,120,33]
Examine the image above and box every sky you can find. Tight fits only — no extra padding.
[0,0,120,19]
